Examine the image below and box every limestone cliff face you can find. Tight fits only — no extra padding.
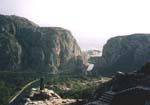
[96,34,150,74]
[0,14,84,72]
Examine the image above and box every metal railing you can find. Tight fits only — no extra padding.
[8,79,40,105]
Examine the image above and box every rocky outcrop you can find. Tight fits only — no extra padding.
[0,14,85,72]
[24,88,77,105]
[87,62,150,105]
[95,34,150,74]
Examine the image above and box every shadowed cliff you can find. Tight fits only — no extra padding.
[93,34,150,75]
[0,14,86,73]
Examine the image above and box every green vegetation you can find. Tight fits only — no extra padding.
[0,71,108,104]
[46,75,103,99]
[0,71,43,105]
[0,81,12,105]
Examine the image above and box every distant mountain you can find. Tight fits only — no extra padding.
[86,49,102,57]
[0,14,86,73]
[94,34,150,75]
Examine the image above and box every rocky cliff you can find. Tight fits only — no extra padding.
[95,34,150,74]
[0,14,85,73]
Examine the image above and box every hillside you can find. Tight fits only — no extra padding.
[0,14,86,73]
[94,34,150,75]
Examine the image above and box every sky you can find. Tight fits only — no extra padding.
[0,0,150,51]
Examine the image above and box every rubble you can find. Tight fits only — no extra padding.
[24,88,76,105]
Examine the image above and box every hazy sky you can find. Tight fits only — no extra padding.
[0,0,150,50]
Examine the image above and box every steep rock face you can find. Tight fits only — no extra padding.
[0,32,22,70]
[96,34,150,74]
[0,14,84,72]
